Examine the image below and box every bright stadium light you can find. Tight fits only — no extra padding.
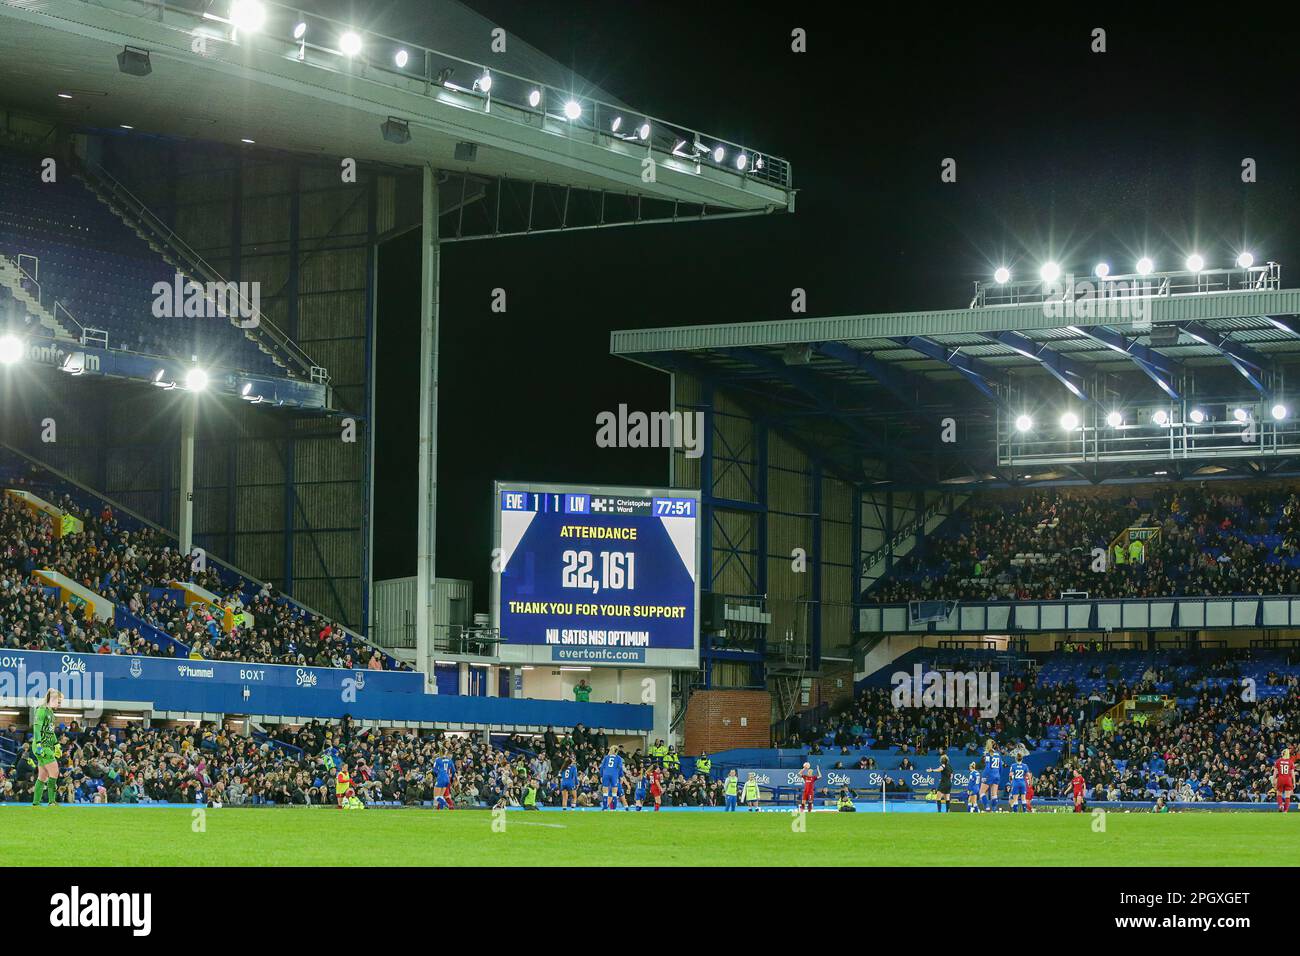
[1152,409,1169,426]
[1105,411,1123,428]
[1039,261,1061,283]
[0,334,23,365]
[394,49,408,68]
[712,146,725,163]
[1014,414,1033,433]
[528,89,541,108]
[339,31,362,56]
[610,115,622,133]
[1186,253,1205,272]
[638,121,650,141]
[1237,251,1255,269]
[993,266,1011,284]
[1136,256,1154,276]
[185,368,209,392]
[229,0,267,34]
[1272,403,1289,421]
[476,71,492,93]
[1060,411,1080,432]
[1233,407,1249,423]
[736,153,749,170]
[1188,408,1206,424]
[292,21,307,39]
[1094,262,1110,278]
[562,99,581,120]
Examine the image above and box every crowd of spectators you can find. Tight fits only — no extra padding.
[0,467,403,671]
[0,717,715,808]
[870,485,1300,604]
[783,648,1300,804]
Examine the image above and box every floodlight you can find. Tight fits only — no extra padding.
[1014,414,1032,432]
[229,0,267,34]
[610,116,622,133]
[993,267,1010,284]
[381,117,411,145]
[1233,407,1249,423]
[1272,403,1288,421]
[1039,261,1061,283]
[292,21,307,39]
[1152,409,1169,426]
[1060,412,1080,431]
[1185,253,1205,272]
[528,89,541,108]
[394,49,408,68]
[1105,411,1123,428]
[1237,252,1255,269]
[339,31,362,56]
[0,334,23,365]
[117,46,152,76]
[563,99,581,120]
[1136,256,1154,276]
[712,146,725,163]
[1094,262,1110,278]
[476,71,492,93]
[736,154,748,170]
[638,122,650,140]
[1188,408,1205,423]
[185,368,209,392]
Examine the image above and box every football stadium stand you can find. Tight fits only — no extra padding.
[0,446,402,670]
[867,484,1300,604]
[748,644,1300,806]
[0,147,287,376]
[0,717,710,808]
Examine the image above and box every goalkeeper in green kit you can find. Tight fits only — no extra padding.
[31,688,64,807]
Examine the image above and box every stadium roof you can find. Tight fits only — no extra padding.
[612,279,1300,487]
[0,0,793,214]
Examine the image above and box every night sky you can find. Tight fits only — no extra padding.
[372,2,1300,604]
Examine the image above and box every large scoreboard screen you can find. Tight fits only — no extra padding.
[492,481,700,669]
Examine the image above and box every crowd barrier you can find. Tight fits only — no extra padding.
[0,648,652,731]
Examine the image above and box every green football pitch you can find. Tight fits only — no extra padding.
[2,806,1298,866]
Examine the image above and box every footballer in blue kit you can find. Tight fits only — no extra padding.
[600,747,625,810]
[432,753,455,810]
[979,741,1002,811]
[559,759,579,810]
[1008,756,1030,812]
[966,763,982,812]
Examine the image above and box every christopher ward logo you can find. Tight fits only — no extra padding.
[890,664,1000,718]
[49,887,151,936]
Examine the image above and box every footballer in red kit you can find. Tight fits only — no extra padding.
[1274,748,1295,812]
[648,765,663,812]
[1070,768,1085,813]
[798,761,821,813]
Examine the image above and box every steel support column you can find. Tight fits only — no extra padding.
[415,164,441,687]
[178,396,196,557]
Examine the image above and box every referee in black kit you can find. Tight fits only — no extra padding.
[927,753,954,812]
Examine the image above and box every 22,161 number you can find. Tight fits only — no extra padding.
[560,550,636,594]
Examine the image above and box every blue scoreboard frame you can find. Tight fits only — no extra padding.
[491,481,701,670]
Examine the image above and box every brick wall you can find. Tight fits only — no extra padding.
[683,689,772,753]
